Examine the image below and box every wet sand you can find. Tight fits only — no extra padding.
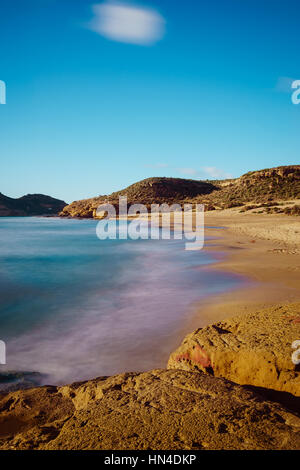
[188,210,300,329]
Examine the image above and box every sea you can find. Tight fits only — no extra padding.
[0,217,243,390]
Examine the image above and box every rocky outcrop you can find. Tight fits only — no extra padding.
[0,369,299,450]
[0,304,300,450]
[242,165,300,181]
[0,193,67,217]
[168,303,300,397]
[59,196,105,218]
[196,166,300,209]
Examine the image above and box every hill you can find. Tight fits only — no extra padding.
[191,165,300,210]
[0,193,67,217]
[60,177,218,218]
[60,165,300,218]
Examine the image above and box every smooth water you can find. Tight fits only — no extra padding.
[0,217,242,390]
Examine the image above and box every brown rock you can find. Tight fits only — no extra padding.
[168,303,300,397]
[0,369,299,450]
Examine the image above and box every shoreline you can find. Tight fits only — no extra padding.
[185,210,300,329]
[2,213,299,383]
[1,213,300,381]
[0,217,238,391]
[1,213,299,377]
[0,211,300,449]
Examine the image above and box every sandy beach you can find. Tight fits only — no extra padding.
[187,210,300,325]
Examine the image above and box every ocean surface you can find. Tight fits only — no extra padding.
[0,217,243,390]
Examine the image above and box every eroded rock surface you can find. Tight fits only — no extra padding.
[0,369,299,450]
[1,304,299,450]
[168,304,300,397]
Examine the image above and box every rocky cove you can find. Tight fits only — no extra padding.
[0,206,300,450]
[0,302,299,450]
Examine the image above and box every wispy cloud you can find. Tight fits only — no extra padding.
[144,162,169,169]
[201,166,233,179]
[177,166,232,179]
[177,167,199,176]
[88,1,165,45]
[275,76,295,93]
[142,164,232,180]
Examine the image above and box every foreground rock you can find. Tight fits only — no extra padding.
[168,303,300,397]
[0,369,299,450]
[1,304,299,450]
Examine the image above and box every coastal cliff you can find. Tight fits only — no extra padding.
[0,303,299,450]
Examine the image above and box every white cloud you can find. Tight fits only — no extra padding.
[89,1,165,45]
[177,166,232,180]
[177,167,198,176]
[201,166,232,179]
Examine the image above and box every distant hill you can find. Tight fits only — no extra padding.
[0,193,67,216]
[60,165,300,218]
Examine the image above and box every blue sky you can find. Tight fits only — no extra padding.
[0,0,299,203]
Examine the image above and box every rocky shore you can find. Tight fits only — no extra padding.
[0,303,299,450]
[168,304,300,400]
